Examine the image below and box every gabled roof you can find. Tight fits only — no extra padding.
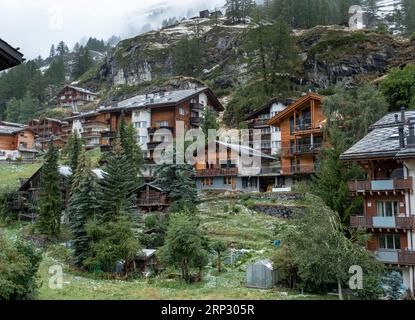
[136,249,157,260]
[244,98,294,121]
[0,38,24,71]
[340,111,415,161]
[58,85,98,96]
[267,93,323,126]
[106,87,224,112]
[0,125,29,135]
[0,121,26,128]
[18,165,105,191]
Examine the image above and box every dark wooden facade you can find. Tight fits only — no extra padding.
[132,183,170,212]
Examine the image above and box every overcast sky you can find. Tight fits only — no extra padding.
[0,0,225,59]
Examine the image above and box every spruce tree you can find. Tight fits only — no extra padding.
[37,142,63,240]
[84,140,140,274]
[69,131,82,178]
[118,114,144,180]
[68,153,101,267]
[99,139,137,221]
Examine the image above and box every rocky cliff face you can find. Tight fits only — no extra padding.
[82,18,415,100]
[297,26,410,88]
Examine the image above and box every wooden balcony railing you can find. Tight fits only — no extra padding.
[348,178,413,194]
[81,131,101,138]
[195,168,238,177]
[190,117,202,126]
[350,216,415,229]
[148,126,174,135]
[147,141,163,150]
[398,251,415,266]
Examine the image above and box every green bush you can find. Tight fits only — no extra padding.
[0,235,42,300]
[410,33,415,42]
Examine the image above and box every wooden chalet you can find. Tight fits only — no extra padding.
[268,93,326,184]
[0,124,37,160]
[13,165,105,221]
[131,183,170,212]
[27,118,68,150]
[53,85,98,108]
[340,109,415,294]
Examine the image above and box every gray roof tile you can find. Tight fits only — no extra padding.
[340,111,415,160]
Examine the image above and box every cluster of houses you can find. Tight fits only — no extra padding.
[4,37,414,293]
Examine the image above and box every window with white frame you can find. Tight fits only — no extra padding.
[156,121,169,127]
[179,107,186,116]
[133,121,148,129]
[137,136,147,144]
[379,234,401,250]
[377,201,399,217]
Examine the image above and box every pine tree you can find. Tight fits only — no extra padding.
[72,46,93,79]
[118,113,144,180]
[49,44,56,58]
[45,57,66,85]
[67,153,101,268]
[69,131,82,179]
[172,36,201,77]
[99,139,137,221]
[201,106,219,139]
[83,141,140,274]
[154,164,197,204]
[56,41,69,57]
[36,142,63,240]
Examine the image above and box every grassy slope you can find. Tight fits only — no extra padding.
[0,162,43,193]
[0,159,332,300]
[33,198,333,300]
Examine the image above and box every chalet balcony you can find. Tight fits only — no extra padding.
[190,117,202,126]
[249,119,269,128]
[259,166,280,175]
[348,178,413,195]
[81,131,101,138]
[195,168,238,177]
[190,102,204,111]
[148,126,174,135]
[101,131,116,138]
[147,141,163,150]
[350,216,414,230]
[376,250,415,266]
[293,144,322,155]
[281,165,316,175]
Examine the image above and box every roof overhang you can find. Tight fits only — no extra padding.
[0,39,24,71]
[268,93,323,126]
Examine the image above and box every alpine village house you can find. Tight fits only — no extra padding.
[341,109,415,293]
[0,40,37,160]
[267,92,326,187]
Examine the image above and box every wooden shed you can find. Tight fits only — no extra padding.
[135,249,158,275]
[246,259,278,289]
[132,183,169,212]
